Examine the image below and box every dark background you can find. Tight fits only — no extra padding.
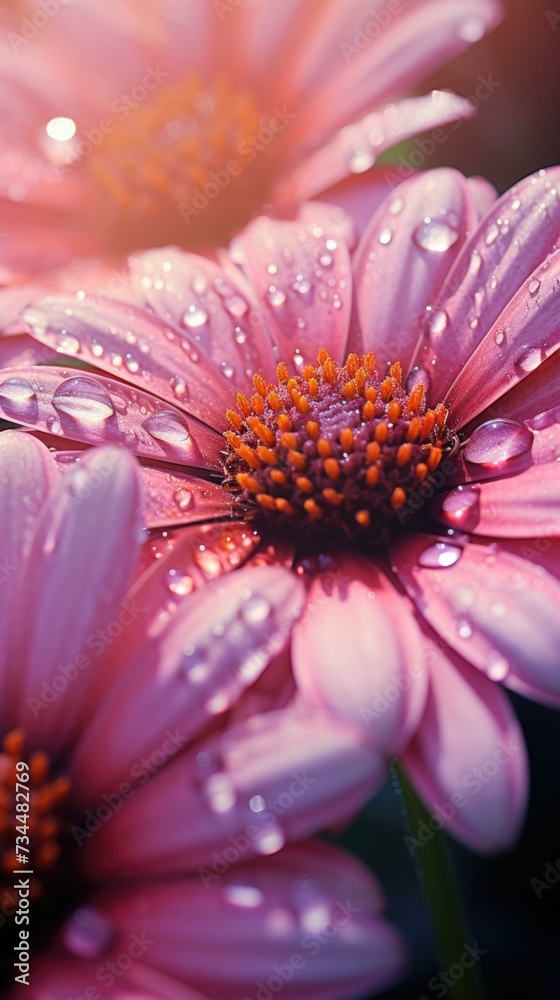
[424,0,560,193]
[349,4,560,995]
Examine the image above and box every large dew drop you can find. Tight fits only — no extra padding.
[143,410,191,445]
[418,540,463,568]
[0,377,36,404]
[464,418,533,466]
[52,376,115,422]
[413,219,459,252]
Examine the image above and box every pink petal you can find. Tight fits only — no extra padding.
[310,170,397,244]
[0,432,58,714]
[129,247,277,384]
[93,841,406,1000]
[238,216,352,367]
[292,552,428,755]
[71,564,305,803]
[402,634,528,853]
[476,349,560,425]
[284,1,502,142]
[11,446,144,751]
[82,708,385,878]
[444,250,560,427]
[0,200,104,279]
[391,533,560,707]
[421,167,560,403]
[276,92,474,203]
[14,955,203,1000]
[0,332,56,367]
[0,366,223,469]
[54,451,233,529]
[21,295,236,427]
[350,168,477,371]
[433,412,560,538]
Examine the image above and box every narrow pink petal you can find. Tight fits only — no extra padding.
[444,251,560,427]
[350,168,477,371]
[54,452,232,529]
[0,366,222,469]
[420,167,560,402]
[12,446,144,751]
[292,552,428,755]
[479,349,560,424]
[82,708,385,878]
[7,956,196,1000]
[238,216,352,367]
[310,170,396,244]
[391,533,560,707]
[433,412,560,538]
[129,247,277,383]
[78,520,262,718]
[402,635,528,853]
[433,465,560,539]
[21,295,236,427]
[276,93,474,203]
[71,564,305,803]
[92,841,406,1000]
[284,0,502,141]
[0,333,56,367]
[0,432,58,718]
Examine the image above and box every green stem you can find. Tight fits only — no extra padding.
[393,761,483,1000]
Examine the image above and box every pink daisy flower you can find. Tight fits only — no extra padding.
[0,0,502,275]
[0,430,406,999]
[2,164,560,857]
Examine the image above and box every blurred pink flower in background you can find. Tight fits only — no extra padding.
[0,430,406,999]
[3,164,560,855]
[0,0,502,276]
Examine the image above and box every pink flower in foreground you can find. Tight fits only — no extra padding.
[0,431,405,999]
[4,164,560,856]
[0,0,502,275]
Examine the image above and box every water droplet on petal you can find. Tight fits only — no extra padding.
[378,226,393,245]
[21,305,50,335]
[406,366,431,394]
[388,196,404,215]
[514,344,546,374]
[52,376,115,421]
[194,547,221,577]
[173,486,194,510]
[442,485,481,518]
[224,295,248,318]
[425,307,448,337]
[221,361,234,379]
[0,377,36,404]
[267,286,287,307]
[485,222,500,246]
[182,306,208,328]
[418,541,463,568]
[458,16,485,41]
[166,569,194,596]
[349,148,375,173]
[61,906,115,960]
[494,330,505,346]
[464,418,533,465]
[169,375,188,399]
[457,619,473,639]
[54,332,81,355]
[143,410,190,445]
[528,278,541,296]
[486,652,509,681]
[241,595,271,624]
[413,219,459,252]
[204,772,237,813]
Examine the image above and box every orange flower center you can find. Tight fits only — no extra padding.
[0,729,71,911]
[224,350,451,541]
[81,75,263,240]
